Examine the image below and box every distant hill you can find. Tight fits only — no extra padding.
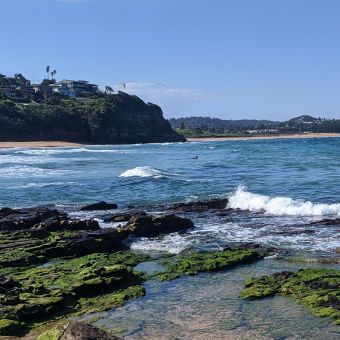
[169,116,279,130]
[0,92,185,144]
[169,115,340,135]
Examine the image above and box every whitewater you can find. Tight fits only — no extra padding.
[1,137,340,253]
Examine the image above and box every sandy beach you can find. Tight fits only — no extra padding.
[187,132,340,142]
[0,141,83,149]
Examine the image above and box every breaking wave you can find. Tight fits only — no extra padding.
[228,185,340,216]
[119,166,168,179]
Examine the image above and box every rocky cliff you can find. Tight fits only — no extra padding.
[0,92,186,144]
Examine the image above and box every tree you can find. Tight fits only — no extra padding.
[46,66,50,79]
[180,121,185,130]
[51,70,57,80]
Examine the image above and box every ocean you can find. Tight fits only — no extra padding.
[1,137,340,338]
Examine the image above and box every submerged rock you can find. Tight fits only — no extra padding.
[117,213,194,237]
[240,268,340,325]
[80,201,118,211]
[60,321,120,340]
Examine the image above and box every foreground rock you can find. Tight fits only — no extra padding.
[60,321,120,340]
[38,321,121,340]
[0,252,148,336]
[117,214,194,237]
[0,205,197,336]
[240,268,340,325]
[80,201,118,211]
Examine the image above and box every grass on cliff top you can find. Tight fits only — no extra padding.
[155,248,267,281]
[240,268,340,324]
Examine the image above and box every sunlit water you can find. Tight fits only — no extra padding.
[1,138,340,338]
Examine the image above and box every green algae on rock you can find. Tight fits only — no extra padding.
[0,251,149,336]
[240,268,340,324]
[155,247,269,281]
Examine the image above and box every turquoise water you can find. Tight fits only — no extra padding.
[1,138,340,254]
[1,138,340,338]
[1,138,340,208]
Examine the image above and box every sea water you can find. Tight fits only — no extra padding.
[1,137,340,338]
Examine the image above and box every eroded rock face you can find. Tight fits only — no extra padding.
[80,201,118,211]
[60,321,121,340]
[117,214,194,237]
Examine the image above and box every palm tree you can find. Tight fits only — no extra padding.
[51,70,57,80]
[46,66,50,79]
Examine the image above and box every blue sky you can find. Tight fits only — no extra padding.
[1,0,340,120]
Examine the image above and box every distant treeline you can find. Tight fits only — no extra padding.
[169,115,340,134]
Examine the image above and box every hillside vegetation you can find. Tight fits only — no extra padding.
[0,92,185,144]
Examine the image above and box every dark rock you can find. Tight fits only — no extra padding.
[308,218,340,226]
[275,229,315,235]
[104,211,146,223]
[170,198,228,212]
[37,218,100,232]
[0,207,100,233]
[0,207,67,231]
[117,214,194,237]
[80,201,118,211]
[60,321,120,340]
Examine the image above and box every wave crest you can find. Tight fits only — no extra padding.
[119,166,166,179]
[228,185,340,216]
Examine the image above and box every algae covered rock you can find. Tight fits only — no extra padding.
[156,246,268,281]
[60,321,121,340]
[0,252,149,336]
[37,321,121,340]
[240,268,340,324]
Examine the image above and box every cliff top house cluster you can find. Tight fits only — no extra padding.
[0,73,100,101]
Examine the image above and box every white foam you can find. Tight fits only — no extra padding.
[228,185,340,216]
[0,166,78,178]
[119,166,166,179]
[129,234,192,254]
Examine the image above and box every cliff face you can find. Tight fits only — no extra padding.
[0,92,186,144]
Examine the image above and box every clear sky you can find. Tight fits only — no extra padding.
[1,0,340,120]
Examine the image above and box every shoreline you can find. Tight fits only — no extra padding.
[187,132,340,142]
[0,132,340,149]
[0,141,83,149]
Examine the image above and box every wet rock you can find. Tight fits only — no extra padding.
[275,229,315,236]
[240,268,340,324]
[60,321,120,340]
[80,201,118,211]
[117,214,194,237]
[155,246,269,281]
[104,211,146,223]
[169,198,228,212]
[0,207,67,231]
[0,252,147,336]
[308,218,340,226]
